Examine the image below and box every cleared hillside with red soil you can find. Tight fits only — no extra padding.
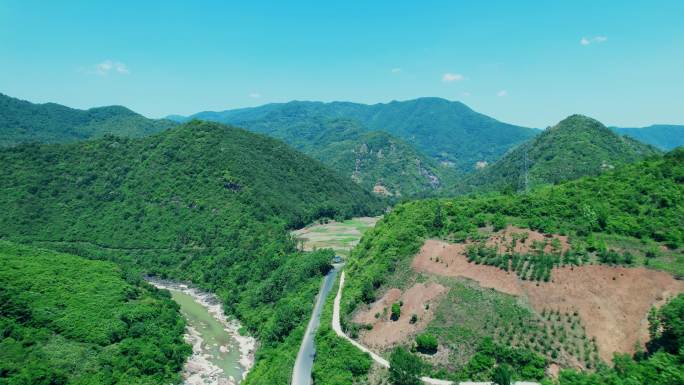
[412,238,684,361]
[353,282,448,349]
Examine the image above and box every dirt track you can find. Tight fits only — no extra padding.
[412,239,684,361]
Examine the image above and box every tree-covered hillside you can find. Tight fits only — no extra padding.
[332,149,683,383]
[171,97,539,172]
[186,103,457,196]
[0,121,383,384]
[316,128,453,197]
[0,93,177,147]
[613,124,684,150]
[0,241,190,385]
[456,115,661,194]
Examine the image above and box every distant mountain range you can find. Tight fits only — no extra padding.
[612,125,684,150]
[455,115,661,194]
[0,93,177,147]
[168,97,539,173]
[3,91,680,198]
[173,104,456,196]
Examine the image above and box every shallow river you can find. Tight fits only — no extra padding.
[148,280,256,385]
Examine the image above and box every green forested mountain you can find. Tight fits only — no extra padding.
[0,241,190,385]
[181,104,456,196]
[456,115,661,194]
[315,128,453,197]
[171,97,539,173]
[331,149,683,384]
[612,124,684,150]
[0,93,177,147]
[0,121,383,384]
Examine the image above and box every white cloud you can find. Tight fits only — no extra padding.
[391,68,402,74]
[580,36,607,46]
[91,60,129,75]
[497,90,508,97]
[442,72,464,82]
[462,91,471,97]
[249,92,261,99]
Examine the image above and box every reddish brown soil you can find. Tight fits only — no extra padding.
[413,240,522,296]
[485,225,570,254]
[412,239,684,361]
[372,184,392,196]
[353,282,448,349]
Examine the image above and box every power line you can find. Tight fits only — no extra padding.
[519,147,529,193]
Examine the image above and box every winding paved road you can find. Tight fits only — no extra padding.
[291,265,340,385]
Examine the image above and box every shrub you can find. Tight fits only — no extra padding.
[391,302,401,321]
[493,364,512,385]
[389,347,423,385]
[415,333,438,354]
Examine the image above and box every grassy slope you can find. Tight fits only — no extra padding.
[337,149,683,381]
[0,241,190,385]
[0,93,177,147]
[0,121,383,384]
[457,115,662,194]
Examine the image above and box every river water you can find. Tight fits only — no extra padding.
[148,280,256,385]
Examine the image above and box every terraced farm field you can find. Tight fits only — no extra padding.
[291,217,380,256]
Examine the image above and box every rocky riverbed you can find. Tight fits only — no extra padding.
[147,279,257,385]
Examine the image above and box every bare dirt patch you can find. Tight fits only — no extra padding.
[527,265,682,360]
[353,282,448,350]
[484,225,570,255]
[412,239,522,296]
[412,239,684,361]
[373,184,392,196]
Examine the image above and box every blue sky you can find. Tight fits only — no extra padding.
[1,0,682,127]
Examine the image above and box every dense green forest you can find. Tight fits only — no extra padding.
[174,102,457,196]
[171,97,538,172]
[455,115,661,194]
[0,241,190,385]
[315,128,453,197]
[613,124,684,150]
[335,148,683,382]
[0,93,177,147]
[0,121,383,384]
[225,107,454,196]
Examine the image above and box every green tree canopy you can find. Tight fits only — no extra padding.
[389,347,423,385]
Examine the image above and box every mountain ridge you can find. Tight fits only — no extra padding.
[168,97,539,173]
[0,92,178,146]
[182,103,458,196]
[0,119,383,383]
[453,114,661,194]
[612,124,684,150]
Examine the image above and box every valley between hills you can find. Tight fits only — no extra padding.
[1,92,683,385]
